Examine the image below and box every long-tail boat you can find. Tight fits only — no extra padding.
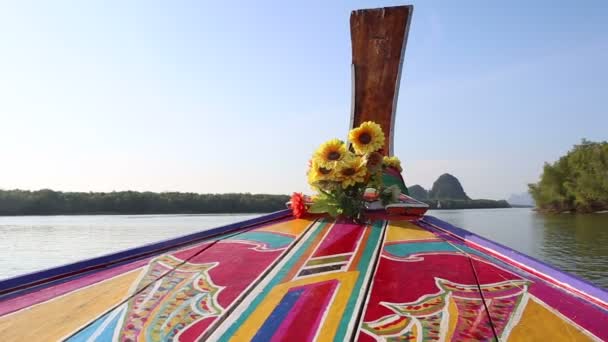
[1,5,607,341]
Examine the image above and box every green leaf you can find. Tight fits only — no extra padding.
[327,206,338,217]
[308,200,329,213]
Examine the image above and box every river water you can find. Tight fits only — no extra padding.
[0,209,606,288]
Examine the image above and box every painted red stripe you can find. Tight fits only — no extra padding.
[312,221,364,258]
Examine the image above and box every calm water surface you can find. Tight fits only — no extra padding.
[0,214,258,279]
[1,209,607,288]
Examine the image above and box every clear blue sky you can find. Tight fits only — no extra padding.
[1,1,606,199]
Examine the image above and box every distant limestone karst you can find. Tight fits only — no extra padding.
[408,184,428,201]
[428,173,470,200]
[408,173,509,209]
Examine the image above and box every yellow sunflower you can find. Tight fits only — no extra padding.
[336,156,367,188]
[348,121,385,154]
[383,156,402,172]
[307,160,337,185]
[313,139,347,168]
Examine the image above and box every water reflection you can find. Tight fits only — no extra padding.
[536,213,608,286]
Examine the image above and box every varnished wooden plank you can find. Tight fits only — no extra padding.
[350,6,413,155]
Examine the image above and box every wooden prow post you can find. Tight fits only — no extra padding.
[349,5,413,156]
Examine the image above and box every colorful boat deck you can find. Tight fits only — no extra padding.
[0,212,606,341]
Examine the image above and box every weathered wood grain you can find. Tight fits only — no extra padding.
[350,6,412,155]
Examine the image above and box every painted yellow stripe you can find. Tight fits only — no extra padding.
[306,255,349,266]
[257,218,314,237]
[508,297,594,341]
[385,220,437,243]
[0,268,142,342]
[446,295,458,341]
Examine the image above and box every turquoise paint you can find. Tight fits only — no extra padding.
[395,237,532,283]
[232,231,293,249]
[385,241,458,257]
[217,219,326,341]
[67,313,109,341]
[382,171,408,195]
[67,306,124,341]
[334,220,385,341]
[452,241,532,279]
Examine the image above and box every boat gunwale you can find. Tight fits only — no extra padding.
[0,209,292,299]
[421,215,608,310]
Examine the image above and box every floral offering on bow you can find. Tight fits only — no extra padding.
[290,192,308,219]
[382,156,403,172]
[296,121,404,221]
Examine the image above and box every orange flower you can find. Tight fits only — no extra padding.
[290,192,307,218]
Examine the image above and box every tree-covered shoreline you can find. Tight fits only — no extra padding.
[421,199,510,210]
[0,172,515,216]
[529,140,608,214]
[0,189,289,216]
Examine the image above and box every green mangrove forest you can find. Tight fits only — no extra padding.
[0,190,289,215]
[529,140,608,213]
[0,173,514,215]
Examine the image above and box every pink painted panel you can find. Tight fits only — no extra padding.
[312,221,364,258]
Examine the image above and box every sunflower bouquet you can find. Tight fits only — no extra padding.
[298,121,404,222]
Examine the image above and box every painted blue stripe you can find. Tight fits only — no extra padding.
[67,312,110,342]
[234,231,293,249]
[384,241,458,257]
[251,288,304,342]
[67,306,124,341]
[0,209,291,299]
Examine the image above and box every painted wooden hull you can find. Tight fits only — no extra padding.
[0,212,606,341]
